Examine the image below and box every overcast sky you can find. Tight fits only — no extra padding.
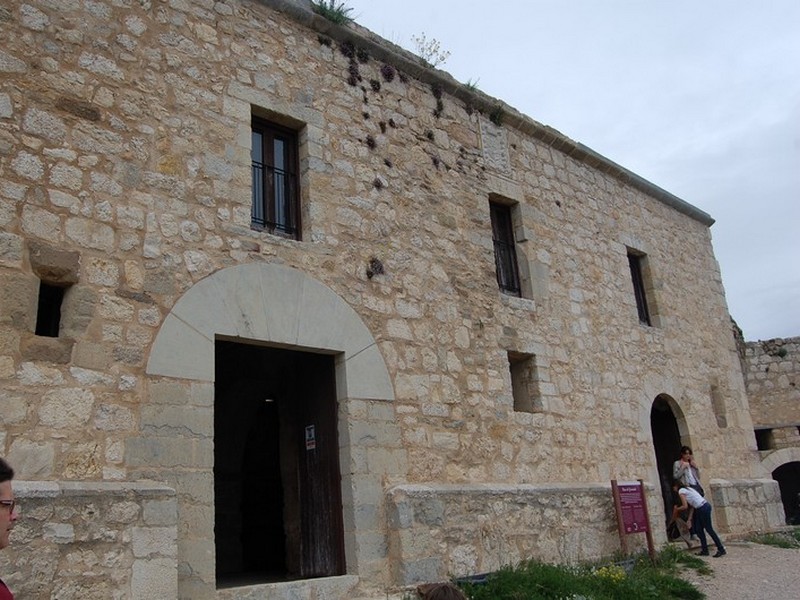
[354,0,800,342]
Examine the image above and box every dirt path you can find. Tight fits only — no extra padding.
[680,541,800,600]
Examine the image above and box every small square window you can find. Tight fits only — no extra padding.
[754,428,775,451]
[252,118,300,239]
[508,352,540,413]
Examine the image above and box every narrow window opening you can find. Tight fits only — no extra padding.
[35,281,66,337]
[508,352,540,413]
[627,251,651,325]
[490,201,521,296]
[710,383,728,429]
[755,428,775,451]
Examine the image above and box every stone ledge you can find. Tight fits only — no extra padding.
[388,481,655,496]
[14,479,176,498]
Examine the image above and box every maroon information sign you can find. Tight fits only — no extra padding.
[611,479,655,562]
[618,482,648,533]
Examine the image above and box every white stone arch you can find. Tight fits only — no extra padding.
[143,262,397,596]
[761,447,800,475]
[147,262,393,400]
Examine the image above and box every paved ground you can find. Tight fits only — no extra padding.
[680,541,800,600]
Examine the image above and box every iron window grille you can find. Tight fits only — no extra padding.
[490,202,521,296]
[251,118,300,239]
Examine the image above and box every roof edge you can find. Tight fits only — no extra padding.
[259,0,715,227]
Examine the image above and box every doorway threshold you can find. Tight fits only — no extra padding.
[216,574,359,600]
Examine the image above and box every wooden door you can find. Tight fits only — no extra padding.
[296,352,345,577]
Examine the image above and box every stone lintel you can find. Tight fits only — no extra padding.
[27,240,80,284]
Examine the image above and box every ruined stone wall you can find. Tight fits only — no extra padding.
[709,478,785,535]
[0,0,780,597]
[743,337,800,432]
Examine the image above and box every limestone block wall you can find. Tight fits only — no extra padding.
[386,483,663,585]
[742,337,800,433]
[0,0,761,496]
[709,478,785,535]
[0,481,177,600]
[0,0,776,596]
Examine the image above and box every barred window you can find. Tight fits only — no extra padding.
[252,118,300,239]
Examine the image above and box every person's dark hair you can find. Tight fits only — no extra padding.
[417,582,468,600]
[680,445,692,455]
[0,458,14,484]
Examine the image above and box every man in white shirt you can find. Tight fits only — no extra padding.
[672,482,726,557]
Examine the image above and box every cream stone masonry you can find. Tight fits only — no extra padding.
[0,481,177,600]
[0,0,786,598]
[739,336,800,523]
[743,337,800,431]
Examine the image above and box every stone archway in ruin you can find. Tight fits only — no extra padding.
[761,448,800,525]
[143,262,396,596]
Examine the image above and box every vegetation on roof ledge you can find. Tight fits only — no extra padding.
[310,0,354,25]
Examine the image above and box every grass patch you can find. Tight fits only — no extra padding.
[456,547,707,600]
[747,526,800,549]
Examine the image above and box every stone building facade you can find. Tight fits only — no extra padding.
[740,336,800,523]
[0,0,786,598]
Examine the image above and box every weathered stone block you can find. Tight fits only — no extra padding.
[0,232,22,265]
[20,334,74,364]
[0,271,38,329]
[132,526,177,558]
[28,240,80,284]
[7,438,55,478]
[39,387,95,428]
[125,436,196,468]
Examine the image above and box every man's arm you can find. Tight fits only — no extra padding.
[673,460,688,480]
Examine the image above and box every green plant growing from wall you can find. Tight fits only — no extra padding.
[310,1,354,25]
[489,105,504,126]
[411,32,451,67]
[464,78,480,92]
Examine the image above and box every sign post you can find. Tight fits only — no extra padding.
[611,479,656,563]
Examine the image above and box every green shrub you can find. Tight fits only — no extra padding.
[748,528,800,549]
[456,548,706,600]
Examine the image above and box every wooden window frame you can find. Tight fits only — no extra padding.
[490,201,521,296]
[251,118,301,239]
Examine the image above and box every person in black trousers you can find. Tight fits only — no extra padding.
[672,481,726,557]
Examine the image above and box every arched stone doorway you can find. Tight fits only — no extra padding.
[761,449,800,525]
[650,394,686,530]
[141,262,399,598]
[773,462,800,524]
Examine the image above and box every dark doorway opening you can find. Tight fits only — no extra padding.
[773,461,800,525]
[214,340,345,588]
[650,396,682,533]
